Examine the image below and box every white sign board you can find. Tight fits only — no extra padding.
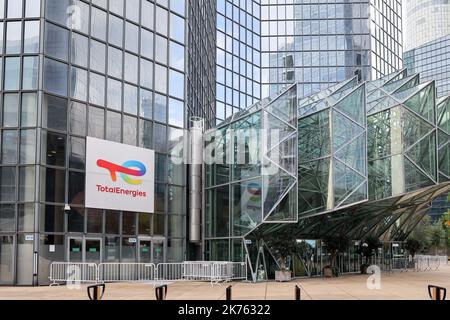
[85,137,155,213]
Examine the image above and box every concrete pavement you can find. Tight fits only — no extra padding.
[0,266,449,300]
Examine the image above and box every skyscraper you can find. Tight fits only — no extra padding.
[403,0,450,52]
[215,0,404,125]
[0,0,189,285]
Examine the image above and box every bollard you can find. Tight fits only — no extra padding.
[226,285,232,301]
[155,285,168,301]
[295,285,301,301]
[428,285,447,301]
[87,284,106,301]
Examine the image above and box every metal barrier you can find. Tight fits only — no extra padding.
[230,262,247,280]
[98,263,156,283]
[49,262,98,285]
[183,261,215,282]
[414,255,448,272]
[155,263,184,282]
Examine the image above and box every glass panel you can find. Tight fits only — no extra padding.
[85,239,101,263]
[3,94,19,127]
[21,93,37,127]
[70,66,88,101]
[89,73,105,106]
[121,238,136,262]
[104,237,120,262]
[22,56,39,90]
[71,33,88,68]
[0,204,15,231]
[206,186,230,237]
[69,238,83,262]
[122,212,136,235]
[18,203,34,232]
[91,7,107,41]
[298,158,330,215]
[231,180,261,236]
[44,58,68,96]
[108,14,123,47]
[233,112,261,181]
[43,167,65,203]
[24,20,40,53]
[68,208,84,233]
[88,106,104,138]
[68,171,85,205]
[105,211,120,235]
[0,236,14,284]
[20,131,36,164]
[43,95,67,131]
[4,57,20,91]
[17,234,34,286]
[106,111,121,142]
[139,240,151,263]
[138,213,151,236]
[41,205,65,233]
[45,22,68,60]
[2,131,18,164]
[90,40,106,73]
[6,21,22,54]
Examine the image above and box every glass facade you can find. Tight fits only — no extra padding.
[404,36,450,219]
[404,35,450,99]
[0,0,188,285]
[214,0,403,126]
[403,0,450,51]
[187,0,216,129]
[215,0,261,126]
[204,69,450,279]
[260,0,402,98]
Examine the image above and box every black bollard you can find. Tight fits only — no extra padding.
[226,285,232,301]
[295,285,301,301]
[428,285,447,301]
[87,284,106,301]
[155,285,168,301]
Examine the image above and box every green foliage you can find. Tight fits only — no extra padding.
[264,225,300,271]
[405,239,421,258]
[409,213,450,254]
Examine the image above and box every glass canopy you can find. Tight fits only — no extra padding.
[203,69,450,279]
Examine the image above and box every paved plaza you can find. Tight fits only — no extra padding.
[1,266,449,300]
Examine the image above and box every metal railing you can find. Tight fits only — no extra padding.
[49,261,247,285]
[98,263,156,283]
[414,255,448,272]
[49,262,98,285]
[155,263,184,282]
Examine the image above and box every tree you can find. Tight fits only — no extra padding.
[264,226,299,272]
[405,239,421,258]
[429,218,447,255]
[444,211,450,249]
[322,236,350,272]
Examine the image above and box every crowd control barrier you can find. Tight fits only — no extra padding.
[49,260,247,286]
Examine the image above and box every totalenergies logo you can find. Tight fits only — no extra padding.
[247,182,262,203]
[97,160,146,185]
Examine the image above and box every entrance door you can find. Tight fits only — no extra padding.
[85,238,102,264]
[68,237,83,263]
[138,238,152,263]
[152,238,164,265]
[68,237,102,263]
[138,237,165,264]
